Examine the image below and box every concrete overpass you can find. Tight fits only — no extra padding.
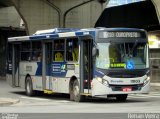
[0,0,160,34]
[0,0,107,35]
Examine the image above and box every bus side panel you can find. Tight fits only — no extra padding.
[32,76,43,91]
[45,76,52,90]
[18,75,43,90]
[6,63,19,87]
[52,69,78,94]
[19,75,26,88]
[51,77,58,91]
[56,77,70,93]
[19,62,43,90]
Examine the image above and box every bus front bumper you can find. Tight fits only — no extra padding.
[91,79,150,96]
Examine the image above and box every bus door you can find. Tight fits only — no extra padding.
[43,42,52,90]
[12,43,20,87]
[80,38,92,94]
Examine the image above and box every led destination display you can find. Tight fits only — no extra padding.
[99,31,142,38]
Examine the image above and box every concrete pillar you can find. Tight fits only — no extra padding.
[152,0,160,24]
[11,0,107,35]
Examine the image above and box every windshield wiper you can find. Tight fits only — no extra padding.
[131,39,138,53]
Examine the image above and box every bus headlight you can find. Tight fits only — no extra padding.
[143,76,150,86]
[96,77,109,86]
[103,79,109,86]
[96,77,103,83]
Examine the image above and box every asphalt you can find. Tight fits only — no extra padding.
[150,83,160,92]
[0,76,160,106]
[0,77,20,106]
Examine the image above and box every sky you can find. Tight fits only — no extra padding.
[107,0,144,7]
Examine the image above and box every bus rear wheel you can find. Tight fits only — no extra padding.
[70,80,84,102]
[25,76,35,96]
[116,94,128,101]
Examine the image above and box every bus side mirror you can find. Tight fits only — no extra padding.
[92,47,99,57]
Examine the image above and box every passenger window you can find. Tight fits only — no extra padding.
[53,39,65,61]
[66,38,79,62]
[21,42,31,61]
[31,41,42,61]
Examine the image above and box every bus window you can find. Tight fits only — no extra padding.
[20,41,31,61]
[54,51,64,61]
[109,44,121,63]
[53,39,65,61]
[54,39,64,50]
[37,52,42,61]
[72,42,79,61]
[66,38,79,62]
[31,41,42,61]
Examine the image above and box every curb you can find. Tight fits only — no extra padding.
[0,98,20,106]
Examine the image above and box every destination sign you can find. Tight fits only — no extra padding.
[99,31,141,38]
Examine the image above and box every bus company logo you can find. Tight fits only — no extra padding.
[61,64,66,70]
[52,64,61,72]
[52,64,66,73]
[110,80,123,83]
[61,64,66,72]
[1,113,19,119]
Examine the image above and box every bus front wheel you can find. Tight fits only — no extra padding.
[70,80,84,102]
[25,76,35,96]
[116,94,128,101]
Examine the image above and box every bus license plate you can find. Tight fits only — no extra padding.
[122,87,132,92]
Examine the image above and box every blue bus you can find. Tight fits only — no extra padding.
[6,28,150,102]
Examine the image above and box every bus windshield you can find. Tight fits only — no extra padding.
[96,42,148,70]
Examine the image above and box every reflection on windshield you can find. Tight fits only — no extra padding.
[96,42,148,70]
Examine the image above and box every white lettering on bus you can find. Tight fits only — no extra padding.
[101,32,140,38]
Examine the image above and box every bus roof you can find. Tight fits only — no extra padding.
[8,27,145,42]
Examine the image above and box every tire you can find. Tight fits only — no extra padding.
[116,94,128,101]
[70,80,84,102]
[25,76,35,96]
